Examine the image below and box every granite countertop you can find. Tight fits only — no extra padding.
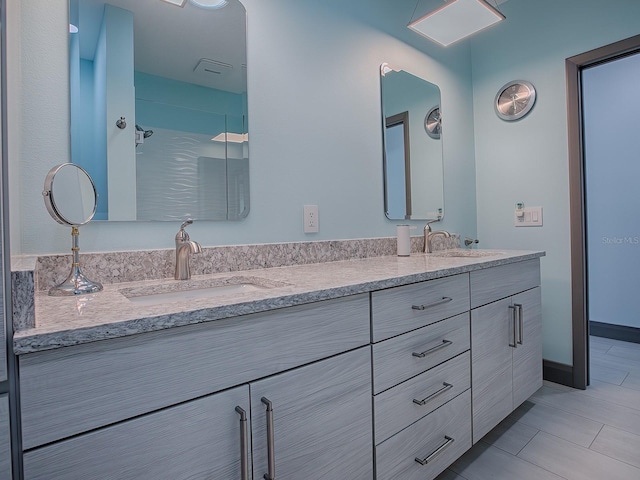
[13,249,545,355]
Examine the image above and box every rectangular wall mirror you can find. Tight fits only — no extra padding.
[69,0,248,221]
[380,64,444,221]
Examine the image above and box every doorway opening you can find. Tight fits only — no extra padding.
[567,34,640,390]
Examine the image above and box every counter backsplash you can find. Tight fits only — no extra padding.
[11,234,459,331]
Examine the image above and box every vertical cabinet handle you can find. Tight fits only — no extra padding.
[235,406,249,480]
[261,397,276,480]
[508,305,518,348]
[515,303,524,345]
[415,436,455,465]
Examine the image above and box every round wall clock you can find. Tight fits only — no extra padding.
[495,80,536,121]
[425,106,441,139]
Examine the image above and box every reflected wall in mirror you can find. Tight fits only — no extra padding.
[69,0,248,221]
[381,64,444,221]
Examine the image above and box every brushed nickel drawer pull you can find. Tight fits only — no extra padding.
[235,406,249,480]
[412,296,453,311]
[261,397,276,480]
[515,303,524,345]
[508,305,518,348]
[413,382,453,406]
[412,339,453,358]
[415,436,455,465]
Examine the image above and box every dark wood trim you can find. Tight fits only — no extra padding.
[591,321,640,344]
[543,360,575,388]
[566,33,640,391]
[385,112,412,218]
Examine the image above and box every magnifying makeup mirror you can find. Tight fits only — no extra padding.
[42,163,103,295]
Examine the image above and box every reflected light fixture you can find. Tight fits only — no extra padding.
[189,0,229,9]
[161,0,187,6]
[408,0,505,47]
[211,132,248,143]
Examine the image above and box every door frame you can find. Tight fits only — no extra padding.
[566,33,640,390]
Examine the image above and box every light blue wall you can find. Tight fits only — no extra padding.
[470,0,640,364]
[13,0,477,254]
[584,53,640,329]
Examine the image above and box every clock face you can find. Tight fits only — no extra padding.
[425,106,441,139]
[495,81,536,121]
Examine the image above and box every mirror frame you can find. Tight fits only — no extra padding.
[69,0,249,222]
[380,63,444,222]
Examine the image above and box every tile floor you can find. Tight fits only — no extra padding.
[436,335,640,479]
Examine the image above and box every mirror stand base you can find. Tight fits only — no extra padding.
[48,226,103,296]
[48,266,103,296]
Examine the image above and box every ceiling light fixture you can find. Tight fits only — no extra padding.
[189,0,229,9]
[408,0,505,47]
[161,0,187,6]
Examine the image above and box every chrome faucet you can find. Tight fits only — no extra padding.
[424,219,451,253]
[175,220,202,280]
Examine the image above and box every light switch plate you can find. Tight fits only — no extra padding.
[514,206,543,227]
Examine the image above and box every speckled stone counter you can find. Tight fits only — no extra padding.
[13,249,544,355]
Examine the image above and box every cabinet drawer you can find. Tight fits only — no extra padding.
[374,352,470,444]
[375,390,472,480]
[23,385,250,480]
[20,294,369,449]
[372,274,470,342]
[470,259,540,308]
[372,313,469,394]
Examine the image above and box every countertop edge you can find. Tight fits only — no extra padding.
[13,251,545,354]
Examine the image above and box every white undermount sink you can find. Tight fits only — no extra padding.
[120,276,289,307]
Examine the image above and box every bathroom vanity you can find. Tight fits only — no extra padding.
[13,249,543,480]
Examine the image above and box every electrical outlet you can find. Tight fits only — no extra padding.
[303,205,319,233]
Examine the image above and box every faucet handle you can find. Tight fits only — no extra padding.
[176,219,193,242]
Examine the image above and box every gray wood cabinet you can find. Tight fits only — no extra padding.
[20,294,372,479]
[470,260,542,443]
[251,347,373,480]
[23,385,251,480]
[371,273,472,480]
[0,395,11,480]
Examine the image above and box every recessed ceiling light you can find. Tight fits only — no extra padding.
[161,0,187,6]
[189,0,229,9]
[408,0,505,47]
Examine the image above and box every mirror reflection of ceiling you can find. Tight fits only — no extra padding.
[73,0,247,94]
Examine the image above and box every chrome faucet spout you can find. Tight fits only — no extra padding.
[175,220,202,280]
[423,220,450,253]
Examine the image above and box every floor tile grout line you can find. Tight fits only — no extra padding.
[518,429,640,477]
[587,423,605,449]
[514,417,602,450]
[514,431,570,480]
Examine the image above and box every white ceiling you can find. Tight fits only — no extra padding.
[75,0,247,93]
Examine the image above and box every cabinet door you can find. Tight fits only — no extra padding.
[0,395,11,479]
[471,297,514,443]
[512,287,542,407]
[23,385,250,480]
[251,347,373,480]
